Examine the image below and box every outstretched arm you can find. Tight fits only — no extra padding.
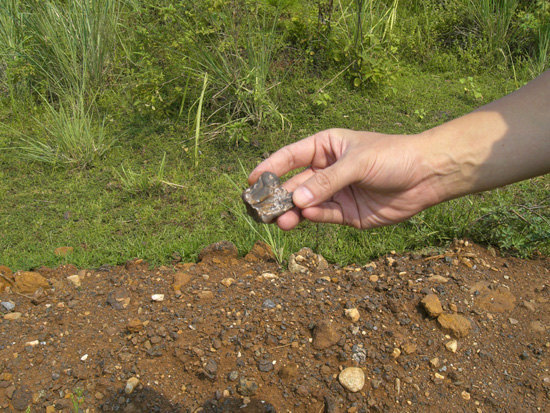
[249,71,550,230]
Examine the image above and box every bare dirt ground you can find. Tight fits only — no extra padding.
[0,240,548,412]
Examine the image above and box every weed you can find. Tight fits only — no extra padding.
[459,76,483,101]
[71,387,84,412]
[14,95,114,168]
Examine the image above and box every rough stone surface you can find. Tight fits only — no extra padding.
[420,294,443,318]
[338,367,365,392]
[198,241,238,262]
[244,240,276,262]
[242,172,294,223]
[14,271,49,294]
[437,313,472,338]
[312,320,341,349]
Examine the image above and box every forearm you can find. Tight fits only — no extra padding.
[417,70,550,204]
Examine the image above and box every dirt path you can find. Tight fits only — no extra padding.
[0,240,548,412]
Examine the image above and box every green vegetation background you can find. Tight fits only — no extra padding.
[0,0,548,270]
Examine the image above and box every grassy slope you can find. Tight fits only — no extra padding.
[1,63,548,270]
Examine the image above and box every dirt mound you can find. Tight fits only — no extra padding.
[0,240,548,412]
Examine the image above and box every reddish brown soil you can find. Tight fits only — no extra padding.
[0,240,548,412]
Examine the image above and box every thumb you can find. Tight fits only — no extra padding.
[293,160,357,208]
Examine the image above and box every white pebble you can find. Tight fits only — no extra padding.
[151,294,165,302]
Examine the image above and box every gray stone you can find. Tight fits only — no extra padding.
[262,299,276,309]
[242,172,294,223]
[238,377,259,396]
[1,302,14,312]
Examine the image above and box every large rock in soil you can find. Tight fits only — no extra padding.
[437,313,472,338]
[14,271,49,294]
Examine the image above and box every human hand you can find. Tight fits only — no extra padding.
[248,128,441,230]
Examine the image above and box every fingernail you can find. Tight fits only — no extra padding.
[294,186,314,207]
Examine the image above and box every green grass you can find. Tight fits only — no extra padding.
[0,0,548,271]
[1,65,547,270]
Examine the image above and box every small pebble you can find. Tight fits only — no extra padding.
[125,377,140,394]
[338,367,365,392]
[151,294,165,302]
[262,299,276,309]
[344,308,360,323]
[461,390,471,400]
[445,339,458,353]
[1,302,15,312]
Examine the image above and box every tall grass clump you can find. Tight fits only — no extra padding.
[0,0,124,167]
[26,0,121,98]
[466,0,519,59]
[329,0,399,88]
[0,0,29,99]
[184,0,288,129]
[16,95,113,168]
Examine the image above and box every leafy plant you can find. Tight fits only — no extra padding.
[459,76,483,101]
[71,387,84,413]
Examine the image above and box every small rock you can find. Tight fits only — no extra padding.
[429,357,440,368]
[258,359,274,372]
[151,294,164,302]
[461,391,471,400]
[445,340,458,353]
[426,275,449,283]
[312,320,341,350]
[402,343,417,355]
[198,291,214,300]
[203,359,218,379]
[238,378,258,396]
[245,240,277,262]
[437,313,472,338]
[242,172,294,223]
[125,377,140,394]
[369,274,379,282]
[14,271,49,294]
[344,308,360,323]
[173,271,193,292]
[421,294,443,318]
[106,289,131,309]
[509,318,518,325]
[228,371,239,381]
[1,301,15,312]
[66,274,81,288]
[522,301,536,312]
[434,373,445,380]
[262,299,276,309]
[25,340,39,347]
[126,319,144,333]
[338,367,365,393]
[11,386,32,411]
[391,348,401,359]
[3,312,22,320]
[198,241,238,262]
[221,278,236,287]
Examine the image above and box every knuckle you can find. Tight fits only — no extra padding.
[313,170,334,192]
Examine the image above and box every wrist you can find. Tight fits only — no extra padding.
[413,125,486,204]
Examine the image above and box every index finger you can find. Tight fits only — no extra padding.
[248,132,326,184]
